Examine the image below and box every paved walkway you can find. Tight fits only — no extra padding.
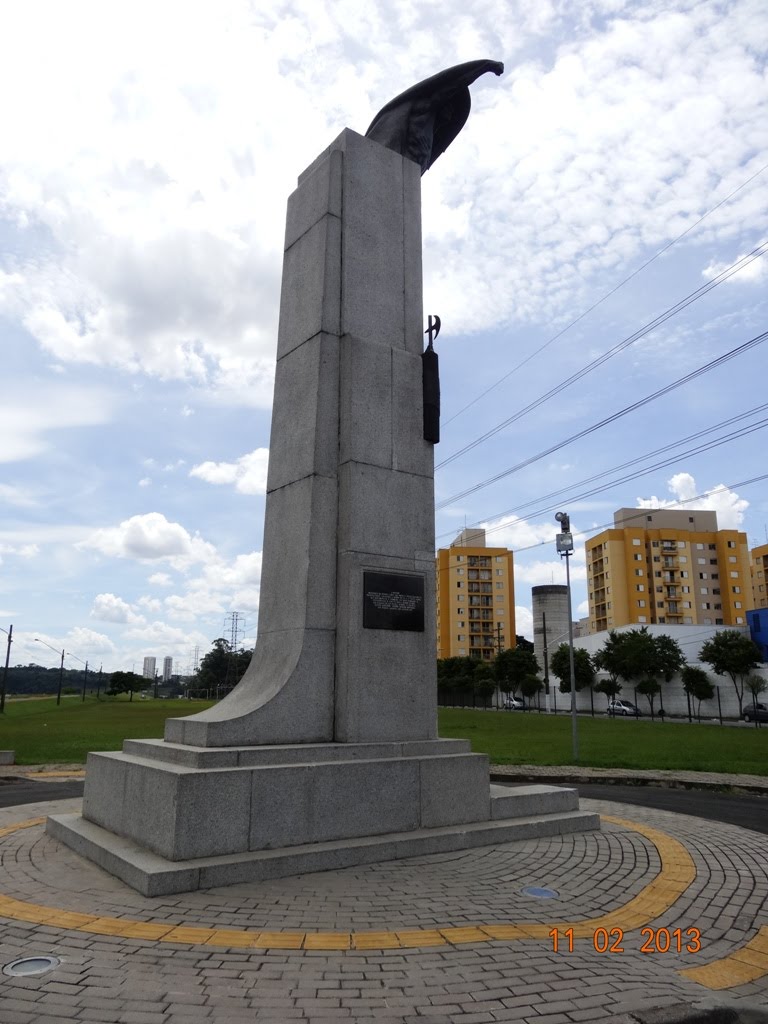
[0,771,767,1023]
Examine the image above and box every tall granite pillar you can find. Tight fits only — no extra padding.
[164,129,436,747]
[47,130,599,895]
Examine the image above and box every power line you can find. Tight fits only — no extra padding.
[499,472,768,557]
[438,401,768,542]
[435,327,768,510]
[443,159,768,428]
[437,242,768,471]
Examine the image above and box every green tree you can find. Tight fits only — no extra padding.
[698,630,760,715]
[594,677,622,705]
[681,665,715,722]
[196,638,252,692]
[515,635,535,653]
[473,662,496,707]
[519,673,543,708]
[745,674,766,709]
[605,628,685,718]
[550,644,595,693]
[107,671,148,702]
[593,631,628,707]
[494,647,539,696]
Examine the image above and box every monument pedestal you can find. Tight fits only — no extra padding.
[49,130,598,892]
[49,736,597,896]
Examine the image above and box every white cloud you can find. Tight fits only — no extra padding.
[0,484,38,508]
[636,472,749,529]
[703,252,768,284]
[138,477,151,487]
[80,512,218,568]
[148,572,172,586]
[91,593,144,624]
[190,449,269,495]
[0,385,115,463]
[515,605,533,640]
[0,542,40,559]
[66,627,117,656]
[1,0,763,404]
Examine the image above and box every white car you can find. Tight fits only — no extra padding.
[503,696,527,710]
[606,699,641,717]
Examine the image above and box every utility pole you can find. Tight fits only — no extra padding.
[96,664,103,700]
[555,512,579,762]
[0,624,12,713]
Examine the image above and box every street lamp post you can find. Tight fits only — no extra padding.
[0,625,12,714]
[34,638,65,705]
[555,512,579,763]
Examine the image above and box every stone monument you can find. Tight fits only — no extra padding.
[49,63,598,895]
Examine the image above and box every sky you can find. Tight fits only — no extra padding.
[1,0,767,675]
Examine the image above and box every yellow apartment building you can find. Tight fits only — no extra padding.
[585,508,751,634]
[435,528,516,660]
[751,542,768,610]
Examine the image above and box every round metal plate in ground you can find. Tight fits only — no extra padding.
[3,956,61,977]
[521,886,559,899]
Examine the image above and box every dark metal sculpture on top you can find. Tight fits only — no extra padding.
[365,59,504,174]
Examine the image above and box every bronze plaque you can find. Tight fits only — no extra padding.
[363,572,425,631]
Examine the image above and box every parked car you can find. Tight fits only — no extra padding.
[606,699,642,717]
[503,696,527,711]
[743,703,768,723]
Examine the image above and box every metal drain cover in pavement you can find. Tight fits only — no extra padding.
[3,956,60,977]
[521,886,559,898]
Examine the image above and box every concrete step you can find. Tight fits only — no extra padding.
[490,783,579,819]
[48,807,601,897]
[120,737,472,769]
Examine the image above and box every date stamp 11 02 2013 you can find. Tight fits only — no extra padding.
[550,926,702,954]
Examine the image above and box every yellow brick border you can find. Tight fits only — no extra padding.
[0,809,764,990]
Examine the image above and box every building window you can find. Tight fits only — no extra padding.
[733,586,741,593]
[698,558,706,565]
[701,587,708,595]
[735,601,742,609]
[696,543,704,550]
[456,568,464,574]
[495,569,503,576]
[684,616,692,624]
[638,600,646,608]
[456,555,463,562]
[730,572,739,578]
[456,582,463,588]
[457,595,464,602]
[635,569,643,577]
[728,556,737,563]
[496,582,504,589]
[736,616,744,624]
[495,555,503,562]
[636,584,645,592]
[638,615,647,623]
[728,540,736,548]
[634,553,642,561]
[679,556,687,563]
[699,572,708,580]
[632,538,641,545]
[458,648,466,655]
[457,634,465,641]
[683,602,691,609]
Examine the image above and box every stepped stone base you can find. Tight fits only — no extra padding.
[46,737,599,896]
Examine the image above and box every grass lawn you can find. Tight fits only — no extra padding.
[438,708,768,776]
[0,696,215,764]
[1,697,765,775]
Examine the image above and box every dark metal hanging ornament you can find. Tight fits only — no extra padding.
[422,315,441,444]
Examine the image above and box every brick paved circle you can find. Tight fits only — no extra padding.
[0,798,767,1023]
